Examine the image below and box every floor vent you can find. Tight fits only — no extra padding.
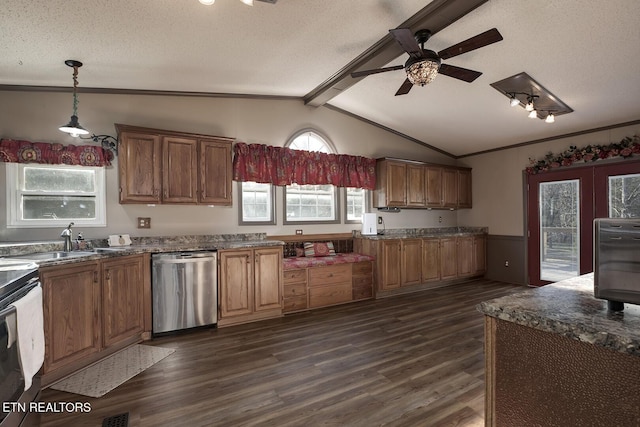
[102,412,129,427]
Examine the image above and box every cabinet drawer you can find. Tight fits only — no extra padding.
[283,268,307,284]
[283,296,308,313]
[308,264,351,286]
[353,285,373,300]
[352,261,372,276]
[353,275,372,287]
[283,283,307,298]
[309,283,352,308]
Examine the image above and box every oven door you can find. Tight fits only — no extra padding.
[0,280,42,427]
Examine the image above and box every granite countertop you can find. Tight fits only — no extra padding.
[0,233,284,267]
[358,226,487,240]
[477,273,640,357]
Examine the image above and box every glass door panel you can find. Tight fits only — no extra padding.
[539,180,580,282]
[608,173,640,218]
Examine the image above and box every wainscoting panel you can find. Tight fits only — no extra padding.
[486,235,526,285]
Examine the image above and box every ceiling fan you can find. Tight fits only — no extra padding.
[351,28,503,96]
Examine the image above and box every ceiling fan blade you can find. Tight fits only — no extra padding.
[438,63,482,82]
[395,78,414,96]
[351,65,404,78]
[437,28,503,60]
[389,28,423,60]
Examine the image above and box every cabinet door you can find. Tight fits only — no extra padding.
[41,262,101,373]
[440,238,458,280]
[118,132,162,203]
[379,240,401,290]
[219,250,253,318]
[253,247,282,312]
[163,136,198,203]
[457,236,475,277]
[102,255,144,348]
[406,164,426,207]
[199,139,232,206]
[425,166,443,207]
[442,168,458,208]
[376,161,407,207]
[458,169,473,208]
[474,235,487,275]
[421,238,441,282]
[401,239,422,286]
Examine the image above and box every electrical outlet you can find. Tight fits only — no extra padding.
[295,229,303,235]
[138,217,151,228]
[504,261,509,267]
[438,216,442,223]
[377,216,383,225]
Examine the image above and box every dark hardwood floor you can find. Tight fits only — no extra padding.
[40,279,524,427]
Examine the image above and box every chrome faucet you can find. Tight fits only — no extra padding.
[61,222,74,252]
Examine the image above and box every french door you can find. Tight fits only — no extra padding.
[527,160,640,286]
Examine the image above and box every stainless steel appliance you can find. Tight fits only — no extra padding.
[0,261,41,427]
[151,251,217,335]
[594,218,640,311]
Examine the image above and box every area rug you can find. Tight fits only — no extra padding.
[49,345,175,398]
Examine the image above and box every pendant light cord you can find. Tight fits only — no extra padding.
[71,65,79,117]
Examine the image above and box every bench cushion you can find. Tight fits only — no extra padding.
[283,253,375,270]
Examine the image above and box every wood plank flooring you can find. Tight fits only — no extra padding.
[40,279,524,427]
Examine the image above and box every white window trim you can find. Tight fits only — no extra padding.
[283,183,340,225]
[6,163,107,228]
[238,181,276,225]
[344,187,368,224]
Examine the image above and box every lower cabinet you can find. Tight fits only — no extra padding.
[401,239,422,286]
[308,264,352,308]
[218,246,283,327]
[41,254,147,384]
[421,238,441,282]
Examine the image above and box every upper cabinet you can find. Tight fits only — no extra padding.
[374,158,472,210]
[116,124,233,206]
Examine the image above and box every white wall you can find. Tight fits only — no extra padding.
[457,123,640,236]
[0,90,458,242]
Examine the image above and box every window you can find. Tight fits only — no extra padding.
[239,181,275,225]
[284,130,339,224]
[345,187,366,223]
[608,173,640,217]
[6,163,106,228]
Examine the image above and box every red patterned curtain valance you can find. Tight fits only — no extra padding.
[0,139,113,167]
[233,142,376,190]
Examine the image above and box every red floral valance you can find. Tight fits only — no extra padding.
[0,139,113,167]
[232,142,376,190]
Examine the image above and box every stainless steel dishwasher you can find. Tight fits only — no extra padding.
[151,251,217,335]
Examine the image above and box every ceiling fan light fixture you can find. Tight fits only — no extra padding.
[509,93,520,107]
[528,109,538,119]
[199,0,215,4]
[405,52,441,86]
[545,112,555,123]
[240,0,254,5]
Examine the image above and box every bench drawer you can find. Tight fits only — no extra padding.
[309,283,352,308]
[283,296,308,313]
[352,261,372,276]
[283,268,307,284]
[283,283,306,298]
[308,264,351,286]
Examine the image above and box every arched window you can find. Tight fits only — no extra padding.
[284,130,339,224]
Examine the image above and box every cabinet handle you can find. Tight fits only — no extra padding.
[154,189,160,197]
[105,270,111,280]
[163,190,168,199]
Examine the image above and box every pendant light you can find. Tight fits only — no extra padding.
[59,60,89,138]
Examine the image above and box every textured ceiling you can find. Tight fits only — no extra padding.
[1,0,639,157]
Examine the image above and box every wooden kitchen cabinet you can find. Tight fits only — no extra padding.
[41,262,101,373]
[375,160,407,207]
[374,158,472,209]
[440,237,458,280]
[401,239,422,286]
[457,236,475,277]
[218,246,283,326]
[283,269,308,313]
[308,264,352,308]
[101,255,145,348]
[421,238,441,282]
[40,254,148,385]
[116,124,233,206]
[473,234,487,276]
[378,239,402,290]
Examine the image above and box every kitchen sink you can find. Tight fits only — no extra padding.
[9,251,97,261]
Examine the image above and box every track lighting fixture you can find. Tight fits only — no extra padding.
[491,72,573,124]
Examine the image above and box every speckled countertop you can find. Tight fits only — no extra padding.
[0,233,283,267]
[357,226,487,240]
[477,273,640,357]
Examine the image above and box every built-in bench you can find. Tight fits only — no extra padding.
[268,234,375,313]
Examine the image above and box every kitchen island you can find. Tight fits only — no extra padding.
[478,273,640,426]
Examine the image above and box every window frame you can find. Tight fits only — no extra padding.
[6,163,107,228]
[238,181,276,225]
